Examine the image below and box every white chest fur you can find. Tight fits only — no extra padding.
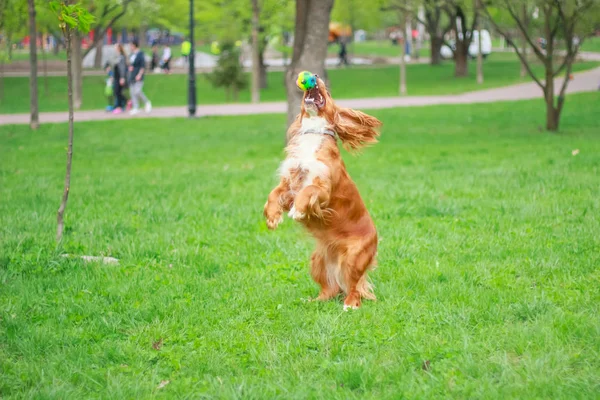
[279,118,329,191]
[299,116,330,135]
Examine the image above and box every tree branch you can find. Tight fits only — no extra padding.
[503,0,545,62]
[556,54,574,117]
[83,0,133,58]
[483,5,545,91]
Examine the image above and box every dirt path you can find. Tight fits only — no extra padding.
[1,66,598,126]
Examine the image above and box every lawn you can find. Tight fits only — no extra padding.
[581,36,600,53]
[1,92,599,398]
[1,56,597,114]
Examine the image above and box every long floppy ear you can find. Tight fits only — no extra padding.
[333,107,382,152]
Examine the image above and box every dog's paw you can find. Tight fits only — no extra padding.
[288,205,305,221]
[266,214,283,230]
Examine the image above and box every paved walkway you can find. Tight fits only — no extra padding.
[1,66,598,126]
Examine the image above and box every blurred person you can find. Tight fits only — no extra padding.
[112,43,129,114]
[150,42,159,72]
[338,38,349,66]
[181,38,191,64]
[128,39,152,115]
[161,44,172,74]
[104,62,114,111]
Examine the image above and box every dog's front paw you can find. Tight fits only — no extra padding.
[288,205,305,221]
[266,214,283,230]
[264,201,283,230]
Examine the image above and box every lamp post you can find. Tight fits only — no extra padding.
[188,0,196,117]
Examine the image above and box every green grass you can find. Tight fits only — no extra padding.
[1,92,600,398]
[339,40,411,58]
[581,36,600,53]
[330,38,508,58]
[7,49,67,62]
[1,57,598,114]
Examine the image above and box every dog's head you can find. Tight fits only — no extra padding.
[297,75,382,151]
[300,75,334,118]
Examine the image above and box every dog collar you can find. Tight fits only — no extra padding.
[302,128,336,137]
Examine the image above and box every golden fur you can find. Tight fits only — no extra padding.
[265,77,382,309]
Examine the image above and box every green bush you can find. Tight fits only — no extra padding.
[207,41,247,102]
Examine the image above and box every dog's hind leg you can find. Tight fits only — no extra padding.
[310,246,340,301]
[341,234,377,310]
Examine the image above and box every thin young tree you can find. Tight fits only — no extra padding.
[50,0,94,242]
[251,0,261,103]
[27,0,39,129]
[484,0,599,131]
[399,12,408,95]
[475,0,483,84]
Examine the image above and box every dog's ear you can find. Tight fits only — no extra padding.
[333,108,382,152]
[286,113,303,142]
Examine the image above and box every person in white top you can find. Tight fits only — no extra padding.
[161,44,172,74]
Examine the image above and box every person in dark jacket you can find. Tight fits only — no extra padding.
[150,43,159,72]
[128,39,152,115]
[112,43,129,114]
[338,39,349,66]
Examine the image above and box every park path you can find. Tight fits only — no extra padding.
[1,66,599,126]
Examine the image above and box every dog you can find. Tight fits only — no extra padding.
[264,75,382,310]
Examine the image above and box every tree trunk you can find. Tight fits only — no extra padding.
[57,29,75,242]
[93,27,103,69]
[399,13,407,96]
[545,100,559,131]
[27,0,39,129]
[285,0,335,127]
[7,33,13,60]
[476,36,483,83]
[250,0,260,103]
[430,36,442,65]
[520,4,528,78]
[139,24,147,48]
[72,32,83,110]
[0,61,4,102]
[475,0,483,84]
[520,40,527,78]
[53,36,60,55]
[544,64,557,131]
[40,32,49,96]
[543,6,556,131]
[259,47,268,89]
[454,40,468,77]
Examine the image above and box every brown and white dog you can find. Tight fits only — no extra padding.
[264,76,382,310]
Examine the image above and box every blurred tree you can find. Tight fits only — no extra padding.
[28,0,39,129]
[0,0,28,60]
[484,0,600,131]
[442,0,478,77]
[208,41,247,101]
[382,0,453,66]
[474,0,483,84]
[195,0,293,90]
[332,0,387,32]
[0,0,14,101]
[251,0,260,103]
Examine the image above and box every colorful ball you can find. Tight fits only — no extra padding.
[296,71,317,91]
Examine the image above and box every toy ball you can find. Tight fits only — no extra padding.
[296,71,317,91]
